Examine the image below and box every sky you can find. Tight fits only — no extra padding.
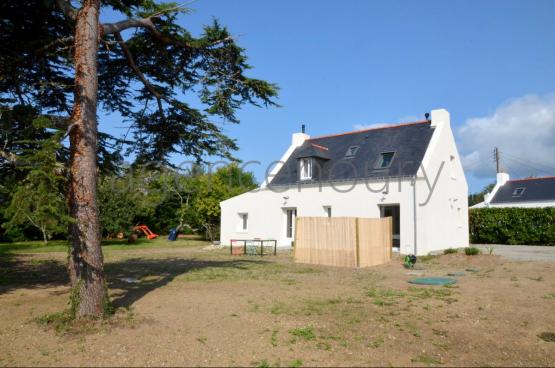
[101,0,555,193]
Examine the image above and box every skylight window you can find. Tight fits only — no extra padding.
[375,152,395,169]
[512,187,525,197]
[344,146,359,158]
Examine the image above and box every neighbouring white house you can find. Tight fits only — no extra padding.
[220,109,469,256]
[471,173,555,208]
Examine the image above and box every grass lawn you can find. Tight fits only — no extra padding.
[1,240,554,366]
[0,237,207,256]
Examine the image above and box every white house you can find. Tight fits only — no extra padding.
[471,173,555,208]
[220,109,469,256]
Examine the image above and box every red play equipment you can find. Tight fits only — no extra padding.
[133,225,158,239]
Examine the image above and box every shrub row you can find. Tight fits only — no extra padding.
[469,207,555,245]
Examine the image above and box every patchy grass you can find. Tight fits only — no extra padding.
[289,326,316,341]
[412,354,443,365]
[407,286,456,302]
[367,288,407,306]
[465,247,481,256]
[35,311,74,334]
[538,332,555,342]
[268,297,344,317]
[271,329,279,347]
[418,254,437,263]
[369,337,384,348]
[443,248,458,254]
[288,359,303,367]
[302,298,342,315]
[34,307,137,335]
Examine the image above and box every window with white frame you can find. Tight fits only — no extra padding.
[285,208,296,238]
[238,213,248,231]
[299,158,312,180]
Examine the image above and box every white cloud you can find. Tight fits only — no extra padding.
[457,94,555,179]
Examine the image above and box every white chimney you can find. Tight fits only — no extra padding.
[261,129,309,188]
[430,109,450,129]
[484,172,510,204]
[496,172,510,186]
[292,132,309,147]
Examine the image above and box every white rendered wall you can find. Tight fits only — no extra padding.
[220,178,418,252]
[415,109,469,254]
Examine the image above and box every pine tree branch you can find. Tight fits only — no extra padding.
[54,0,77,20]
[114,32,166,114]
[35,36,75,54]
[0,149,19,165]
[102,17,198,49]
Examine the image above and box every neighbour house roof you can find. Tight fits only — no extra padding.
[271,120,435,185]
[490,176,555,204]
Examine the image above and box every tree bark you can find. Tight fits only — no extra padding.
[67,0,107,318]
[41,226,48,244]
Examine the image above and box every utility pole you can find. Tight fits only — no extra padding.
[494,147,500,173]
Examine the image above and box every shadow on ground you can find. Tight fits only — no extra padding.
[106,258,268,308]
[0,256,68,294]
[0,255,268,309]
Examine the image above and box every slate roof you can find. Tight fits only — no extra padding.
[295,143,331,160]
[270,121,434,186]
[490,176,555,204]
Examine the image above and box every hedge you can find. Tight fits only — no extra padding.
[469,207,555,245]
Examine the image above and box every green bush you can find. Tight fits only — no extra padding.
[464,247,481,256]
[443,248,458,254]
[469,208,555,245]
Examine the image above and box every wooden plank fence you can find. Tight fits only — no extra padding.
[294,217,392,268]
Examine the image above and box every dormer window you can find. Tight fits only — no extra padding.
[299,158,312,180]
[512,187,525,197]
[375,152,395,169]
[344,146,359,159]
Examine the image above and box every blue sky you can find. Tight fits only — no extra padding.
[101,0,555,192]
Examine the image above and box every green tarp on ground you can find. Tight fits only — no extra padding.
[408,277,457,286]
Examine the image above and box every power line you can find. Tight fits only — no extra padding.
[499,150,555,173]
[500,154,555,176]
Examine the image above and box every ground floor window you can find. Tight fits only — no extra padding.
[286,208,297,238]
[238,213,248,231]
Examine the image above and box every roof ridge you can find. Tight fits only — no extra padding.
[308,120,430,141]
[508,176,555,183]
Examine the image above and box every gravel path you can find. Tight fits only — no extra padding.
[474,244,555,262]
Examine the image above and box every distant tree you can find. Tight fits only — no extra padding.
[186,165,257,241]
[1,1,277,317]
[468,183,496,207]
[0,104,122,241]
[3,134,69,243]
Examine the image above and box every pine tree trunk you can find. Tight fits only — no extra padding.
[67,0,107,318]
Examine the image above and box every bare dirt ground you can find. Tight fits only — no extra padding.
[1,244,554,367]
